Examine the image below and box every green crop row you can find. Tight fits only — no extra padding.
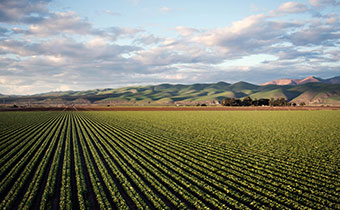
[0,110,339,209]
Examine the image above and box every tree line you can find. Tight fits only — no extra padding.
[221,97,304,106]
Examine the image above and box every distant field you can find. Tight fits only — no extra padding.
[0,111,339,209]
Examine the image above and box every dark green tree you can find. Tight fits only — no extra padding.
[242,96,252,106]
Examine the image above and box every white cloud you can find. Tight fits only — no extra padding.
[191,14,301,57]
[12,12,142,42]
[229,14,266,34]
[163,73,187,80]
[1,0,340,94]
[324,14,339,24]
[0,0,50,23]
[102,10,121,16]
[276,2,308,14]
[25,11,96,36]
[160,7,172,13]
[288,25,340,46]
[0,39,41,56]
[134,34,163,45]
[309,0,340,7]
[55,84,71,92]
[175,26,199,37]
[109,27,143,39]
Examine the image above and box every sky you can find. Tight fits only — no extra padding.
[0,0,340,94]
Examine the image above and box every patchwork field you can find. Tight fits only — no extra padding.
[0,110,339,209]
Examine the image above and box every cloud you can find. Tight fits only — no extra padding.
[309,0,340,7]
[38,37,139,59]
[133,34,163,45]
[12,11,142,41]
[0,27,9,37]
[0,0,51,23]
[191,14,302,58]
[1,0,340,95]
[102,10,121,16]
[175,26,199,37]
[276,2,309,14]
[0,39,41,56]
[276,49,321,60]
[109,27,143,39]
[19,11,98,36]
[132,41,225,67]
[288,25,340,46]
[160,7,172,13]
[324,14,339,24]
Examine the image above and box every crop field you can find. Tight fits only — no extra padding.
[0,110,339,209]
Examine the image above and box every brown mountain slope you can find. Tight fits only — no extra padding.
[261,79,299,85]
[262,76,323,86]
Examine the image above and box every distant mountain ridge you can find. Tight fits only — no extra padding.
[261,76,340,86]
[1,77,340,106]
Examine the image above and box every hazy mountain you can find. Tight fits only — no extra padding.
[261,76,340,86]
[261,78,300,86]
[326,76,340,84]
[1,80,340,106]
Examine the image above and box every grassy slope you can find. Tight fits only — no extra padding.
[2,82,340,105]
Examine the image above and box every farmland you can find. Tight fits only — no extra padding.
[0,110,339,209]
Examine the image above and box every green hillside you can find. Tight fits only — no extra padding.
[1,82,340,105]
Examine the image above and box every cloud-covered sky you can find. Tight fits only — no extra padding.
[0,0,340,94]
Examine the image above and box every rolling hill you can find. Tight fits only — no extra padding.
[261,76,340,86]
[1,79,340,106]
